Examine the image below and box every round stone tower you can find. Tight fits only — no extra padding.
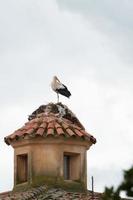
[4,103,96,191]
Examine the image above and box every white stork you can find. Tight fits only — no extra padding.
[51,76,71,102]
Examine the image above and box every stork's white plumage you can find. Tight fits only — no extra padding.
[51,76,71,102]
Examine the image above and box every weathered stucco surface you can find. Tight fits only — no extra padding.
[13,137,92,191]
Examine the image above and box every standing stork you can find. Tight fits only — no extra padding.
[51,76,71,102]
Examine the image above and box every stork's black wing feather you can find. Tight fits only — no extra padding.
[56,84,71,98]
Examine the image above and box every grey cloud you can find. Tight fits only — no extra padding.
[57,0,133,65]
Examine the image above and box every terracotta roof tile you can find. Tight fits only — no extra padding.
[66,128,75,136]
[40,122,47,129]
[74,129,84,137]
[25,128,34,135]
[47,122,54,129]
[61,122,69,130]
[32,122,39,129]
[4,103,96,145]
[56,127,64,135]
[4,114,96,145]
[36,127,45,136]
[10,129,25,139]
[0,186,102,200]
[47,128,54,135]
[81,130,91,137]
[54,122,62,129]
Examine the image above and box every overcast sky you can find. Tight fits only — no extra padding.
[0,0,133,193]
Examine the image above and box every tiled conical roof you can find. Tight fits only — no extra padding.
[4,103,96,145]
[0,186,102,200]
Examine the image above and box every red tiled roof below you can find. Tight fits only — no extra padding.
[4,113,96,145]
[0,186,102,200]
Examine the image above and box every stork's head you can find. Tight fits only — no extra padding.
[53,76,60,82]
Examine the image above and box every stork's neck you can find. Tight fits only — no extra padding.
[54,76,60,83]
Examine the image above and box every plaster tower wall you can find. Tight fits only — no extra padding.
[4,103,96,191]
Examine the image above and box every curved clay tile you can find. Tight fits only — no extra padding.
[4,103,96,145]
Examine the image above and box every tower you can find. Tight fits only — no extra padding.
[4,103,96,191]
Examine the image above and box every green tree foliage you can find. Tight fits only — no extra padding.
[118,166,133,197]
[102,166,133,199]
[102,186,121,200]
